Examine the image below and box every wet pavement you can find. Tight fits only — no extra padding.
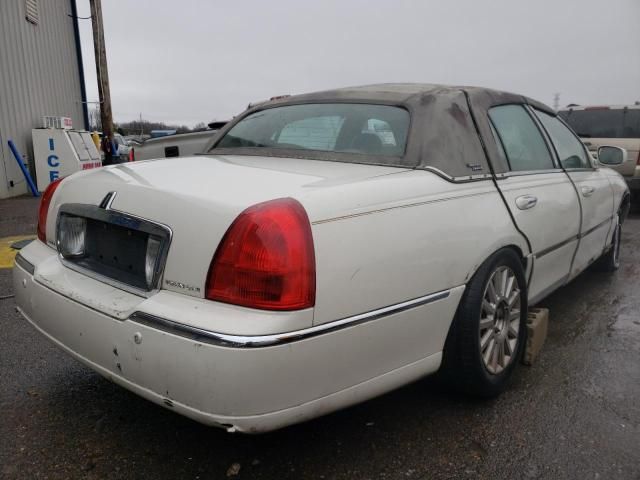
[0,196,638,480]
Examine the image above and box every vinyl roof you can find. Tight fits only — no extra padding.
[263,83,553,115]
[209,83,556,180]
[270,83,458,104]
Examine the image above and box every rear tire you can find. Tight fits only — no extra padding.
[441,248,527,397]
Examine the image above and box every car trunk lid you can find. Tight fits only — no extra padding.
[49,155,404,298]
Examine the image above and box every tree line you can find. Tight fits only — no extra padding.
[115,119,208,136]
[88,106,208,135]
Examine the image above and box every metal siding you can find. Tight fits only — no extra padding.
[0,0,85,198]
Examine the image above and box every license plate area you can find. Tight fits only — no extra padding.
[56,204,171,294]
[78,219,149,289]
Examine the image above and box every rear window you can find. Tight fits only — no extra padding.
[559,108,640,139]
[212,103,410,158]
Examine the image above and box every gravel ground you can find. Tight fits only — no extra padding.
[0,195,638,480]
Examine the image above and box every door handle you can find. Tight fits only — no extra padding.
[515,195,538,210]
[581,185,595,197]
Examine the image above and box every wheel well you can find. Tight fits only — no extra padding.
[504,245,529,286]
[506,244,527,269]
[467,244,528,284]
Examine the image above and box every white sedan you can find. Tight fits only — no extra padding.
[13,84,630,433]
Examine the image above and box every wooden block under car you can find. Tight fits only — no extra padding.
[522,308,548,365]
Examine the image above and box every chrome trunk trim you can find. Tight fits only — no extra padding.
[55,203,173,297]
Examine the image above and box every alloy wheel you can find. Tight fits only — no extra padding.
[479,266,521,374]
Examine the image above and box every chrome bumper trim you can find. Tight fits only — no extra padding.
[14,253,35,275]
[129,289,451,348]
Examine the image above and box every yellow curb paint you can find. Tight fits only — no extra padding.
[0,235,36,269]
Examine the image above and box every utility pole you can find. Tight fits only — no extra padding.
[89,0,113,140]
[553,93,560,111]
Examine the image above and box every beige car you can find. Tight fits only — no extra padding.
[559,105,640,203]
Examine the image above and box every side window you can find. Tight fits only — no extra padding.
[534,110,591,169]
[489,122,508,165]
[488,105,555,172]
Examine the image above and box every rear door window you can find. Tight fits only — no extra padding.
[488,105,555,172]
[534,110,591,169]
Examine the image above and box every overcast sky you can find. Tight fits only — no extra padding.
[76,0,640,127]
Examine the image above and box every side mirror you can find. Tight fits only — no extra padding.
[597,146,627,166]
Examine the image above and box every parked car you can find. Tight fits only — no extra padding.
[132,122,226,161]
[124,136,144,147]
[94,132,132,163]
[133,130,215,161]
[558,105,640,204]
[14,84,629,433]
[114,133,131,163]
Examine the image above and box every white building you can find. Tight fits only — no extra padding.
[0,0,88,199]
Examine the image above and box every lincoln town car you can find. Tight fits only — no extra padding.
[13,84,630,432]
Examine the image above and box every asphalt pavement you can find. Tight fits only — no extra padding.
[0,195,638,480]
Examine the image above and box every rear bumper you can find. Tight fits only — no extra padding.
[13,243,462,432]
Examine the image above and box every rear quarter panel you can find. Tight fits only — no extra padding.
[306,170,529,326]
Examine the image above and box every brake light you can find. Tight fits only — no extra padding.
[205,198,315,311]
[129,148,135,162]
[37,178,63,243]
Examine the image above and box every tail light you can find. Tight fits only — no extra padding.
[129,148,135,162]
[37,178,63,243]
[205,198,315,311]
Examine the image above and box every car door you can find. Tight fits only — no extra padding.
[488,104,581,305]
[533,109,614,279]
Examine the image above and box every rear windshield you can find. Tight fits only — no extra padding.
[212,103,410,159]
[559,108,640,139]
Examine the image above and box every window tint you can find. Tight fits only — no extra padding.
[558,108,640,139]
[214,103,410,158]
[489,105,555,171]
[534,110,591,169]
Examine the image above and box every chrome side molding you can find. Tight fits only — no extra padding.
[129,289,451,348]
